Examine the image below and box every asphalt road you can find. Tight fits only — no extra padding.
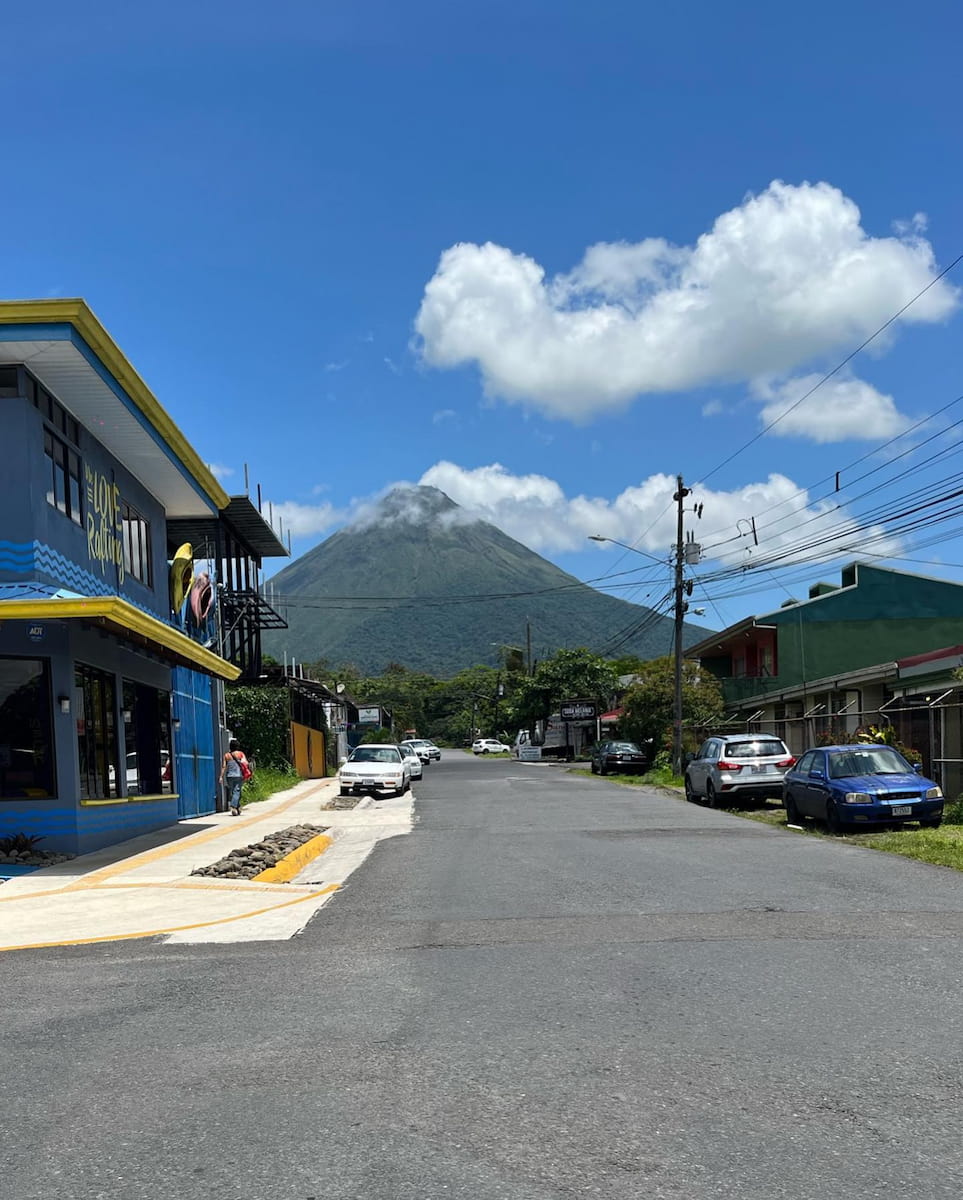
[4,754,963,1199]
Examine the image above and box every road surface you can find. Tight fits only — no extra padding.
[4,753,963,1198]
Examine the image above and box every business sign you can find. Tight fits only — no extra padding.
[518,744,542,761]
[357,706,381,725]
[560,700,597,722]
[27,623,45,643]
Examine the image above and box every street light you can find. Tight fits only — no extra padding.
[587,534,667,565]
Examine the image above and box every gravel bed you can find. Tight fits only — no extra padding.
[191,823,329,881]
[321,794,363,810]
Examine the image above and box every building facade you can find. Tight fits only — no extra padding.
[0,299,284,854]
[688,562,963,794]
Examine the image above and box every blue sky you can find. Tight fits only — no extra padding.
[4,0,963,635]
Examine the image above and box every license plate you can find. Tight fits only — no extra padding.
[751,765,771,774]
[362,778,377,787]
[891,805,912,816]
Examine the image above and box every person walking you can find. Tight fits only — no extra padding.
[220,738,250,816]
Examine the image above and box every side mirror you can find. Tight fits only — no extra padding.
[810,768,826,780]
[913,762,923,774]
[338,755,347,766]
[684,752,695,766]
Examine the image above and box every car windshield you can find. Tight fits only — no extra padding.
[828,748,910,778]
[350,747,401,763]
[724,740,787,759]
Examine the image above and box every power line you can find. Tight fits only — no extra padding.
[698,252,963,486]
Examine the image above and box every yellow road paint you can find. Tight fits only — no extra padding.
[253,833,333,883]
[0,884,340,954]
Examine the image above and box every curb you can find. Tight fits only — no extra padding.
[252,833,334,883]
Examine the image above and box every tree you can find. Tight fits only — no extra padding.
[620,657,724,758]
[506,648,618,733]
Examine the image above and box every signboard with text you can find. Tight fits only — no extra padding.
[559,700,598,722]
[357,706,382,725]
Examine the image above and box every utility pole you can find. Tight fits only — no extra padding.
[672,474,691,776]
[526,620,533,677]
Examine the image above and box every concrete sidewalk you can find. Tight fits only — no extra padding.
[0,779,413,952]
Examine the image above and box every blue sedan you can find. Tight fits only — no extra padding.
[783,744,944,832]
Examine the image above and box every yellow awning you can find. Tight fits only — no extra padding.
[0,596,241,680]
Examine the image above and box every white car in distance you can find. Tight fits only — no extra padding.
[472,738,511,755]
[339,745,410,798]
[397,743,424,780]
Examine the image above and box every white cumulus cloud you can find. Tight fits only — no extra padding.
[418,461,897,567]
[754,374,911,442]
[414,181,957,420]
[270,500,342,538]
[207,462,235,481]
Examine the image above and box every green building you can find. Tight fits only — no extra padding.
[688,563,963,792]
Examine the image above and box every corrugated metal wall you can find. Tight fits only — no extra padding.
[172,666,217,817]
[291,721,326,779]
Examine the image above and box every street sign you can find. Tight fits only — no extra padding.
[560,700,597,721]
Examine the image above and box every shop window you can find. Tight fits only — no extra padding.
[121,501,152,586]
[0,658,55,799]
[43,429,83,527]
[121,680,173,796]
[76,663,119,799]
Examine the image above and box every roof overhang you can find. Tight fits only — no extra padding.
[0,596,240,679]
[687,619,777,659]
[0,299,230,518]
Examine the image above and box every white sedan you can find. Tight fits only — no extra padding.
[339,745,410,798]
[472,738,511,755]
[398,743,424,780]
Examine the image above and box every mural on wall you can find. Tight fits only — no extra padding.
[85,466,124,585]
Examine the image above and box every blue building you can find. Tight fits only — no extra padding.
[0,299,286,855]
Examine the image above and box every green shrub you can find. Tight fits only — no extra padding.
[225,685,290,768]
[240,764,300,808]
[943,796,963,825]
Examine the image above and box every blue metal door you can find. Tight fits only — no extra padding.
[172,667,217,818]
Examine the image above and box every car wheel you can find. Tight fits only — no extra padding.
[599,761,608,776]
[825,800,844,834]
[784,792,802,825]
[684,775,696,804]
[920,818,942,829]
[706,780,720,809]
[590,760,598,774]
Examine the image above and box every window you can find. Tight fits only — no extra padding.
[795,751,816,775]
[76,663,119,799]
[121,501,152,586]
[0,366,19,398]
[0,658,55,799]
[43,429,83,527]
[29,370,79,443]
[121,680,173,796]
[723,739,789,759]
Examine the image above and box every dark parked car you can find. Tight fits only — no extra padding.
[783,744,943,832]
[685,734,795,807]
[590,740,648,775]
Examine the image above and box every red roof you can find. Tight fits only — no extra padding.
[600,708,623,721]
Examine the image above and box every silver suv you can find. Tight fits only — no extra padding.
[684,734,795,808]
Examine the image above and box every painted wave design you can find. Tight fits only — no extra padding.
[0,540,168,624]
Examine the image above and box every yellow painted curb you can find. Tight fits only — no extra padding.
[253,833,333,883]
